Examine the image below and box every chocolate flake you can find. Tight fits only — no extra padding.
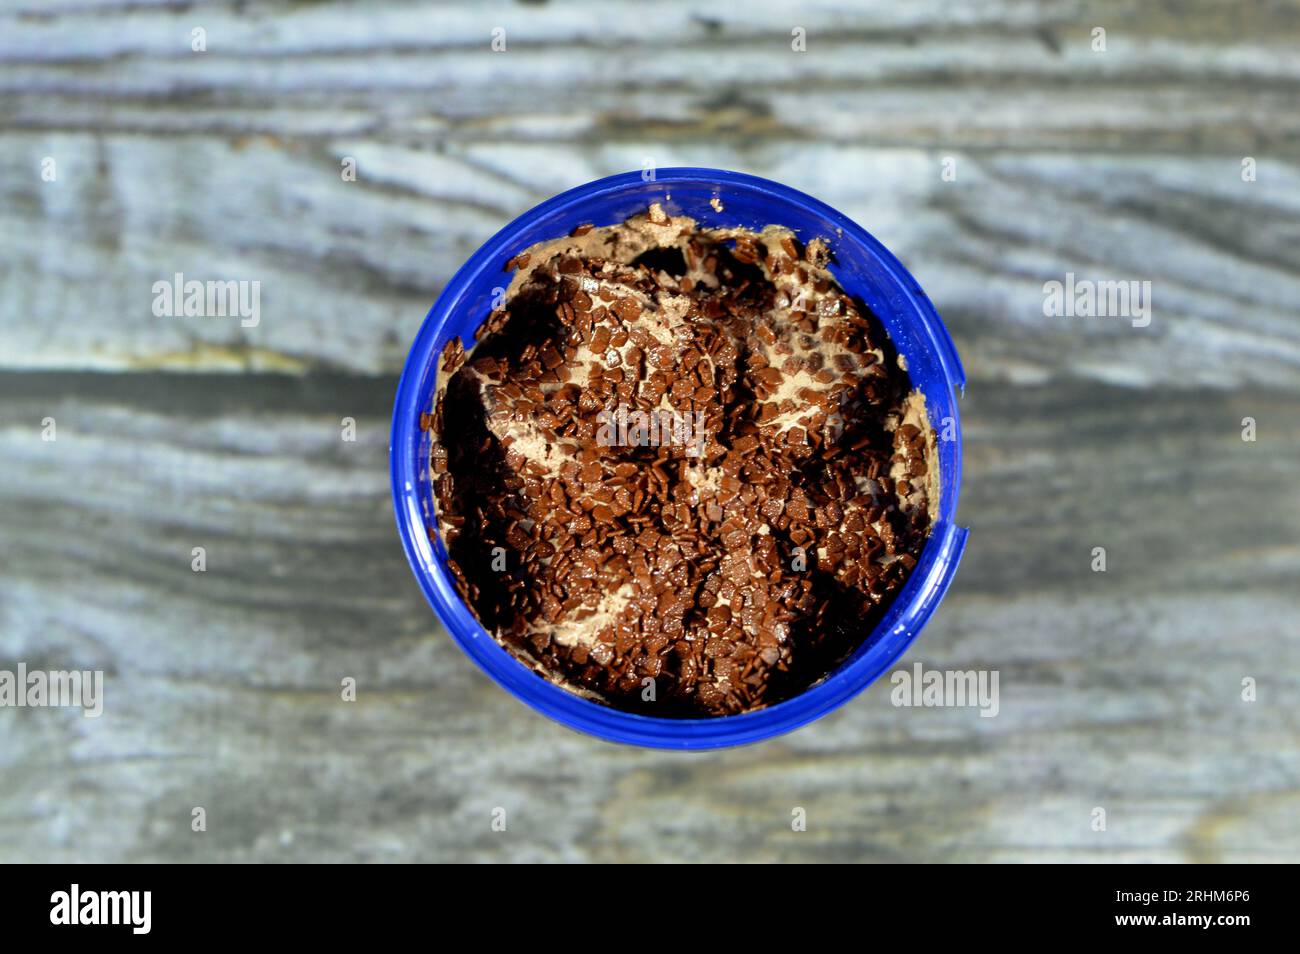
[427,207,938,717]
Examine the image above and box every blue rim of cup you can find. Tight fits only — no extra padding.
[390,168,968,750]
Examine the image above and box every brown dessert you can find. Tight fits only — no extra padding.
[427,205,937,717]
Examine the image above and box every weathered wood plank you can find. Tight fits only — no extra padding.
[1,373,1296,862]
[2,1,1299,382]
[4,137,1299,387]
[3,0,1298,158]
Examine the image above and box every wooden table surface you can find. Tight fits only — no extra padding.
[2,0,1298,863]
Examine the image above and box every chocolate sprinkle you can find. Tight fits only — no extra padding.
[429,207,937,717]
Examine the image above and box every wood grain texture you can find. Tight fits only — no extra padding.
[1,373,1297,862]
[3,0,1300,385]
[1,0,1298,863]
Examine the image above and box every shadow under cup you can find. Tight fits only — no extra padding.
[391,168,968,749]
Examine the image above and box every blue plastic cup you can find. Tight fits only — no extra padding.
[391,168,967,749]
